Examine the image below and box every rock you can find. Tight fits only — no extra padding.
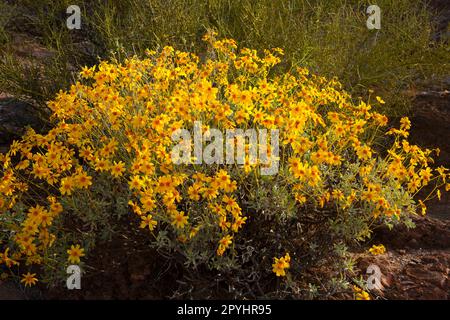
[0,97,47,153]
[373,216,450,249]
[9,33,56,61]
[408,239,419,248]
[381,274,393,288]
[421,256,438,264]
[428,287,448,300]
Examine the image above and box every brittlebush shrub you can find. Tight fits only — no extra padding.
[0,34,448,296]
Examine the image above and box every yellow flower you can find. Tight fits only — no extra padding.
[222,195,238,212]
[129,175,144,190]
[353,286,371,300]
[49,201,63,216]
[80,65,95,79]
[140,214,157,231]
[21,272,38,287]
[218,216,231,231]
[60,177,75,195]
[419,167,432,184]
[110,161,126,178]
[15,159,30,170]
[75,171,92,189]
[400,117,411,131]
[38,211,53,227]
[27,205,46,221]
[171,211,188,229]
[356,291,371,300]
[223,180,237,193]
[94,158,110,172]
[128,200,143,216]
[67,244,85,264]
[140,196,156,212]
[407,178,421,192]
[140,162,155,175]
[272,253,291,277]
[0,248,18,267]
[215,169,230,189]
[217,235,233,256]
[219,234,233,247]
[308,165,321,187]
[355,145,372,161]
[231,216,247,232]
[289,158,309,180]
[368,244,386,255]
[202,186,219,200]
[79,146,94,161]
[418,200,427,215]
[188,184,202,201]
[362,190,377,203]
[156,175,175,193]
[375,96,385,104]
[32,164,50,179]
[295,193,307,204]
[189,226,200,239]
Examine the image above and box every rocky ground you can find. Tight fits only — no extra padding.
[356,215,449,300]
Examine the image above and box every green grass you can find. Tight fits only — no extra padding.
[0,0,448,115]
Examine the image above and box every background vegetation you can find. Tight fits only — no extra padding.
[0,0,448,115]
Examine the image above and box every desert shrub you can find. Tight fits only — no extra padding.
[0,34,448,297]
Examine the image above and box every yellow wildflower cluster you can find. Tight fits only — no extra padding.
[272,253,291,277]
[353,286,371,300]
[67,244,85,264]
[0,33,448,284]
[368,244,386,256]
[21,272,38,287]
